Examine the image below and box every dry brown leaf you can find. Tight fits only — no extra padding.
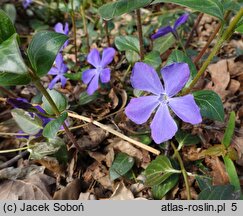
[0,174,55,200]
[228,58,243,77]
[110,181,134,200]
[53,179,81,200]
[205,156,229,185]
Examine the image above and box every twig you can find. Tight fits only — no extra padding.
[71,0,78,63]
[136,9,144,60]
[0,86,16,98]
[0,132,29,136]
[0,151,29,170]
[185,13,204,48]
[80,5,90,51]
[104,20,111,47]
[67,112,160,155]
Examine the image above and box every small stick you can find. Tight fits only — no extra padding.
[136,9,144,60]
[67,112,160,155]
[0,86,16,98]
[80,5,90,51]
[185,13,204,48]
[0,151,29,170]
[104,20,111,47]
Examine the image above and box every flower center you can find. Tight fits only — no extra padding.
[158,93,169,104]
[96,66,103,72]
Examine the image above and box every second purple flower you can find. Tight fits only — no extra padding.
[82,48,116,95]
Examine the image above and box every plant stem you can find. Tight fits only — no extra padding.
[29,72,82,152]
[104,20,111,47]
[80,5,90,51]
[136,9,144,60]
[185,13,204,48]
[171,142,191,200]
[0,86,16,98]
[71,0,78,63]
[182,8,243,95]
[193,11,230,64]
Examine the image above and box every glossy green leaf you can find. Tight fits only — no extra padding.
[223,155,241,191]
[193,90,224,122]
[167,49,197,79]
[152,174,179,199]
[198,184,240,200]
[0,73,30,86]
[3,4,16,24]
[115,36,140,53]
[109,153,135,181]
[42,89,68,115]
[222,112,235,148]
[152,34,175,55]
[0,9,16,43]
[27,31,68,77]
[235,24,243,33]
[98,0,153,20]
[11,108,43,135]
[195,175,212,191]
[144,51,162,69]
[152,0,224,20]
[0,34,27,75]
[30,137,65,160]
[43,112,67,139]
[145,155,181,186]
[79,91,100,105]
[175,130,201,150]
[125,50,140,63]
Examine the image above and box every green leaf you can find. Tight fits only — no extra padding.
[0,34,27,75]
[152,34,175,55]
[144,51,162,69]
[145,155,181,186]
[42,89,68,115]
[79,91,100,105]
[109,153,135,181]
[3,4,17,24]
[30,137,66,160]
[0,73,30,86]
[98,0,153,20]
[125,50,140,63]
[27,31,68,77]
[193,90,224,122]
[223,156,241,191]
[222,111,235,148]
[198,184,240,200]
[11,108,43,135]
[152,0,224,20]
[167,49,197,79]
[43,112,67,139]
[235,24,243,33]
[0,9,16,43]
[152,174,179,199]
[115,36,140,53]
[175,130,201,150]
[195,175,212,191]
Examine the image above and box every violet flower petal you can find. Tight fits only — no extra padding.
[48,67,58,75]
[48,75,60,89]
[54,23,64,34]
[174,13,189,29]
[64,22,69,35]
[100,68,111,83]
[125,96,159,125]
[23,0,32,8]
[161,63,190,97]
[82,69,97,84]
[87,48,101,68]
[131,62,164,95]
[168,94,202,124]
[150,104,178,144]
[55,53,63,69]
[100,47,115,68]
[60,75,67,87]
[87,73,100,95]
[151,26,173,40]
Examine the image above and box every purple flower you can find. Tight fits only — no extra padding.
[151,13,189,40]
[82,48,116,95]
[48,53,68,89]
[22,0,32,8]
[125,62,202,144]
[54,22,69,48]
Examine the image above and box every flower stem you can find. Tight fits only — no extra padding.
[71,0,78,63]
[104,20,111,47]
[171,142,191,200]
[182,8,243,95]
[80,5,90,51]
[29,71,82,152]
[0,86,16,98]
[136,9,144,60]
